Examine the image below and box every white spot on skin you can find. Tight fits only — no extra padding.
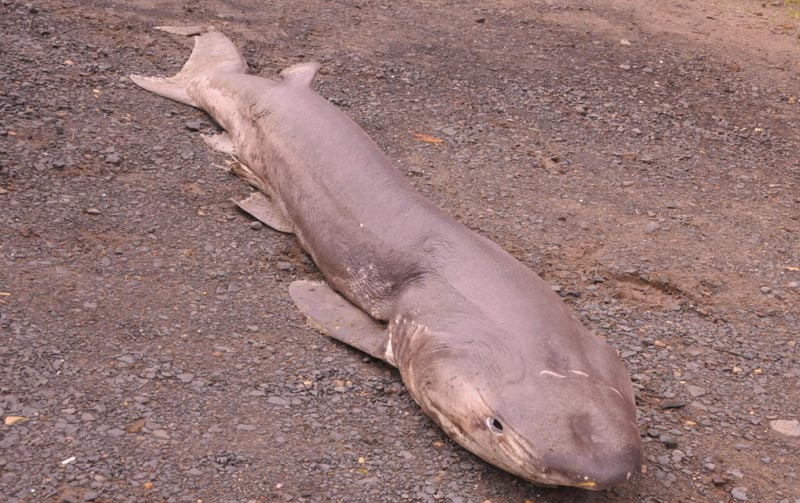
[627,471,632,481]
[384,337,396,366]
[570,370,589,377]
[539,370,566,378]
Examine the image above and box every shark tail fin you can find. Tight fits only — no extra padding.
[129,27,248,107]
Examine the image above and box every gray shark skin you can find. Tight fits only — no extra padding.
[130,27,642,490]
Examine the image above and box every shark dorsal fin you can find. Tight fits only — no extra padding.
[280,62,321,87]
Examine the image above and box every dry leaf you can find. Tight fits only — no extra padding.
[126,418,146,433]
[5,415,28,426]
[411,131,444,145]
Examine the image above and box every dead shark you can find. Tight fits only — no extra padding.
[130,27,642,490]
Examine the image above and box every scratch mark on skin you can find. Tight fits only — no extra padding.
[570,370,589,377]
[539,370,566,378]
[609,387,624,400]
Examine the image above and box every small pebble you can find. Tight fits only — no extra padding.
[250,221,263,230]
[727,468,744,479]
[731,487,748,501]
[660,435,678,449]
[686,385,706,397]
[660,399,686,409]
[267,396,289,406]
[176,373,194,383]
[712,475,727,486]
[85,207,101,215]
[644,221,660,233]
[770,419,800,437]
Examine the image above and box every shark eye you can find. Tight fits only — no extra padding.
[486,416,504,434]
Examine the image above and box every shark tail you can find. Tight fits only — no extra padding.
[129,26,247,107]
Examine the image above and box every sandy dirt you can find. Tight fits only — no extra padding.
[1,0,799,502]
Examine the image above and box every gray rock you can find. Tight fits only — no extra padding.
[686,385,706,397]
[276,261,293,271]
[660,435,678,449]
[727,468,744,479]
[644,221,660,233]
[267,396,289,406]
[770,419,800,437]
[731,487,747,501]
[176,373,194,383]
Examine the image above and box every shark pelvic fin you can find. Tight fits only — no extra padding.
[232,192,293,234]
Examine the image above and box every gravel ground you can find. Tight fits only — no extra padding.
[1,1,798,502]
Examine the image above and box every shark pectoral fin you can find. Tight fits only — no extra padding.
[288,280,395,367]
[232,192,293,233]
[201,132,236,156]
[279,62,321,87]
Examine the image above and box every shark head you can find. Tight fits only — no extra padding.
[393,313,642,490]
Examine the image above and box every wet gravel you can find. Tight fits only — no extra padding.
[1,0,799,502]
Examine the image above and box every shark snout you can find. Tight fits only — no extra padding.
[540,411,642,490]
[555,443,642,490]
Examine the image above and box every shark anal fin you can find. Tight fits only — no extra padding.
[289,280,394,366]
[201,132,236,156]
[232,192,293,233]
